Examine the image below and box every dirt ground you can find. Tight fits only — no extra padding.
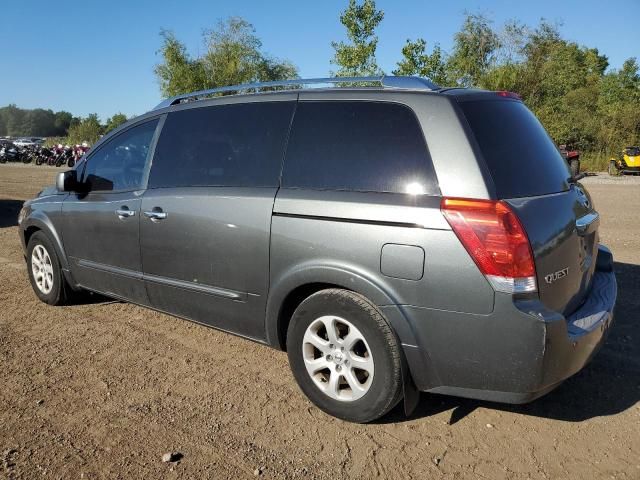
[0,164,638,480]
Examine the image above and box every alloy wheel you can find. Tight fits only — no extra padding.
[31,245,54,294]
[302,315,374,401]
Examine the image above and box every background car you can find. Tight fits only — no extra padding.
[609,146,640,175]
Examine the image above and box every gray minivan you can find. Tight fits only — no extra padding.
[19,76,617,423]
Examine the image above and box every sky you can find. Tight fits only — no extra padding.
[1,0,638,121]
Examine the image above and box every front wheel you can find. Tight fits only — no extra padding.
[608,160,618,176]
[26,231,72,305]
[287,289,403,423]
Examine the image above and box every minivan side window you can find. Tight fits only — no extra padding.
[282,101,438,195]
[82,119,158,192]
[148,101,295,189]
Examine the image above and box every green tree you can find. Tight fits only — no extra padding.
[331,0,384,77]
[202,17,262,86]
[480,20,527,91]
[24,109,58,137]
[448,13,501,87]
[506,21,609,150]
[53,111,73,136]
[67,113,103,144]
[0,106,74,137]
[596,58,640,152]
[393,39,449,85]
[388,13,635,167]
[104,113,128,133]
[3,105,26,137]
[155,17,298,98]
[155,30,208,97]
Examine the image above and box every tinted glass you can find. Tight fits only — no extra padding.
[82,120,158,192]
[282,101,437,194]
[460,99,570,199]
[149,102,295,188]
[626,147,640,156]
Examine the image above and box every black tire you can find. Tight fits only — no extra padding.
[608,160,617,176]
[67,158,75,168]
[569,159,580,177]
[287,288,403,423]
[26,231,71,306]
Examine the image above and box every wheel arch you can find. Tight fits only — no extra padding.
[264,264,418,352]
[22,213,69,272]
[23,224,41,247]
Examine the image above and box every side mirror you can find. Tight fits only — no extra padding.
[56,170,78,192]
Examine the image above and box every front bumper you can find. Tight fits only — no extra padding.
[618,162,640,173]
[402,245,617,403]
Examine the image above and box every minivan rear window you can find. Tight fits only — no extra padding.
[282,101,438,195]
[459,99,570,199]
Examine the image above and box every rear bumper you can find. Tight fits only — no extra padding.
[402,245,617,403]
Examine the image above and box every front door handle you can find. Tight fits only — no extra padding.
[144,208,167,222]
[116,207,135,219]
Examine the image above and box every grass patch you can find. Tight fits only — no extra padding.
[580,152,611,172]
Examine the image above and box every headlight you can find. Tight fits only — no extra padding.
[17,205,27,225]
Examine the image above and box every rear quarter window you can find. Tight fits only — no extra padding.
[459,99,570,199]
[282,101,438,195]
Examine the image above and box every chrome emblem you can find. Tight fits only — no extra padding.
[333,351,344,364]
[545,267,569,284]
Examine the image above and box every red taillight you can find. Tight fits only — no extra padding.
[441,198,537,293]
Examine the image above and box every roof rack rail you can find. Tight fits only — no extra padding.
[153,75,439,110]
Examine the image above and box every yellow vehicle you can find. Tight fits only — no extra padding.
[609,146,640,175]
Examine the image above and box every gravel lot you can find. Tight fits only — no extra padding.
[1,164,639,479]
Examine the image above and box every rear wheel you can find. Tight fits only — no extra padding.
[608,160,618,176]
[569,159,580,177]
[286,289,403,423]
[26,231,72,305]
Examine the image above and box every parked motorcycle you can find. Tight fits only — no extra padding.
[0,142,22,163]
[1,141,91,167]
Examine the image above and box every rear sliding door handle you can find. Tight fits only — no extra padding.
[144,209,167,221]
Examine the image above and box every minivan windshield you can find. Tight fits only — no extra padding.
[460,99,570,199]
